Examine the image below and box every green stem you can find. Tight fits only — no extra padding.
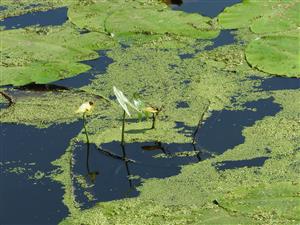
[151,113,156,129]
[83,113,90,144]
[121,110,126,145]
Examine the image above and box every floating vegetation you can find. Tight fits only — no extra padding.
[218,1,300,77]
[1,0,299,224]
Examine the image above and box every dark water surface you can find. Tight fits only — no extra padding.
[0,7,68,30]
[0,6,7,11]
[73,141,198,207]
[259,76,300,91]
[179,29,236,59]
[168,0,242,18]
[52,50,113,89]
[195,98,281,154]
[0,122,81,224]
[214,157,269,170]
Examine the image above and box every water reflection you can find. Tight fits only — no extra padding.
[73,141,198,207]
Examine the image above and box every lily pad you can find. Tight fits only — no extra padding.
[0,24,116,86]
[218,0,300,77]
[218,182,300,223]
[68,0,219,40]
[246,34,300,77]
[217,0,294,30]
[250,2,300,34]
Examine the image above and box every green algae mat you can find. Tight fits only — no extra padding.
[0,0,299,224]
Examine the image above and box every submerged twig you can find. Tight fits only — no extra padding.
[96,147,136,163]
[0,90,15,107]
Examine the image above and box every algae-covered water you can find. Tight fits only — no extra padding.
[0,0,299,224]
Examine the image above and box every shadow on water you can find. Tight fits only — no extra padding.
[165,0,242,18]
[195,97,281,154]
[179,30,237,59]
[0,7,68,30]
[52,50,114,89]
[73,141,199,207]
[214,157,269,170]
[0,122,82,225]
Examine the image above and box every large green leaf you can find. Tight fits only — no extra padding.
[246,34,300,77]
[0,25,115,86]
[68,0,219,40]
[250,2,300,34]
[218,0,279,29]
[218,0,300,77]
[218,182,300,223]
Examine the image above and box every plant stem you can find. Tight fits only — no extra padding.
[192,103,210,145]
[151,113,156,129]
[121,110,126,145]
[83,113,90,144]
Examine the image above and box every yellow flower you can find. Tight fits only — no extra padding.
[143,106,159,113]
[76,101,94,114]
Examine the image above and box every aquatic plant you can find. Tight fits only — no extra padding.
[132,95,162,129]
[113,86,138,145]
[76,101,94,144]
[218,1,300,77]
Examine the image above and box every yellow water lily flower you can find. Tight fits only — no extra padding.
[76,101,94,114]
[143,106,159,113]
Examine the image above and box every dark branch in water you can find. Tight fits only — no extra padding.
[0,90,15,107]
[17,83,69,91]
[96,146,136,163]
[192,101,210,145]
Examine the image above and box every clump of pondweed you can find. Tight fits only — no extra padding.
[114,87,164,146]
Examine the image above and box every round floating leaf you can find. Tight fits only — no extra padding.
[250,2,300,34]
[218,182,300,222]
[218,1,277,29]
[0,25,116,86]
[68,1,219,40]
[245,35,300,77]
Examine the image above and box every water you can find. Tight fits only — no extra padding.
[179,29,237,59]
[0,122,82,224]
[0,6,7,11]
[195,97,281,154]
[214,157,269,170]
[73,141,198,207]
[0,7,68,30]
[259,76,300,91]
[204,29,236,50]
[176,101,189,108]
[52,50,113,89]
[167,0,242,18]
